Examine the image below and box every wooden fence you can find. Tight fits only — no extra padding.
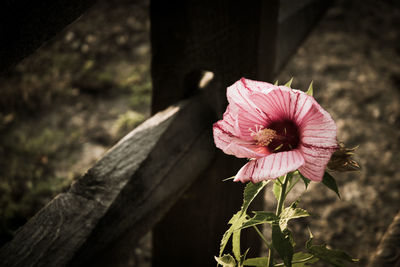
[0,0,343,266]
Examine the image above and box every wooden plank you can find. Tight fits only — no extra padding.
[0,92,216,266]
[150,0,278,114]
[150,0,278,266]
[0,0,96,73]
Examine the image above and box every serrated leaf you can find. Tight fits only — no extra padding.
[298,172,311,189]
[215,254,236,267]
[237,211,278,230]
[232,228,241,261]
[220,212,245,256]
[220,181,269,256]
[292,252,319,266]
[284,77,294,87]
[274,80,279,85]
[243,257,269,266]
[306,81,313,96]
[322,172,341,199]
[279,205,310,230]
[306,238,358,267]
[242,181,269,213]
[272,223,293,267]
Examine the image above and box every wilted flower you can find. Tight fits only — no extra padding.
[327,143,360,172]
[213,78,338,182]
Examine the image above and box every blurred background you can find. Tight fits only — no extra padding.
[0,0,399,266]
[0,0,151,248]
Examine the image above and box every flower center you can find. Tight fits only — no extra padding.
[252,128,277,146]
[252,120,300,153]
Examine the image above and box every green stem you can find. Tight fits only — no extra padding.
[267,174,290,267]
[267,249,273,267]
[276,174,289,216]
[253,226,271,249]
[273,255,315,266]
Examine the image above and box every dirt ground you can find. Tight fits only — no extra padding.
[0,0,399,266]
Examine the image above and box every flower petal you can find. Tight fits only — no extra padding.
[234,150,305,183]
[226,78,271,139]
[298,145,336,181]
[250,87,314,124]
[299,100,338,148]
[213,122,268,158]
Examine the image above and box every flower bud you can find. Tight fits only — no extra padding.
[327,143,360,172]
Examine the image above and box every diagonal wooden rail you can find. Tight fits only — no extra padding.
[0,91,217,266]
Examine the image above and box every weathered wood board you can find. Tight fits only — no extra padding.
[0,93,216,266]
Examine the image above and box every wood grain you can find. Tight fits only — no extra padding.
[0,93,216,267]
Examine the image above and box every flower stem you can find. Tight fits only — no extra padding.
[276,174,289,215]
[252,226,271,249]
[268,173,290,267]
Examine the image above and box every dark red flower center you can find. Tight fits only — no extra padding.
[252,119,300,153]
[267,119,300,153]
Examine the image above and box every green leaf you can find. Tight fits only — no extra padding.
[243,257,269,266]
[284,77,294,87]
[279,204,310,230]
[242,181,269,212]
[306,81,313,96]
[220,181,269,256]
[292,252,319,266]
[215,254,237,267]
[220,212,245,256]
[306,237,358,267]
[237,211,278,230]
[272,223,294,267]
[298,172,311,189]
[232,227,241,261]
[322,172,341,199]
[274,80,279,86]
[283,228,296,247]
[273,177,282,201]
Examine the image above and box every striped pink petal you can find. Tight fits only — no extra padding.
[213,122,268,159]
[250,87,314,125]
[299,100,338,148]
[298,145,337,181]
[213,77,339,183]
[234,150,305,183]
[226,79,271,140]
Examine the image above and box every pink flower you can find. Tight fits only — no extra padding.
[213,78,338,182]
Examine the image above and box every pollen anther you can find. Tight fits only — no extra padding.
[251,128,277,146]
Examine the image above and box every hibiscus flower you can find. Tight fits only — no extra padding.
[213,78,338,182]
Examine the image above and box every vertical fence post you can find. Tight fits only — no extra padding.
[150,0,278,265]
